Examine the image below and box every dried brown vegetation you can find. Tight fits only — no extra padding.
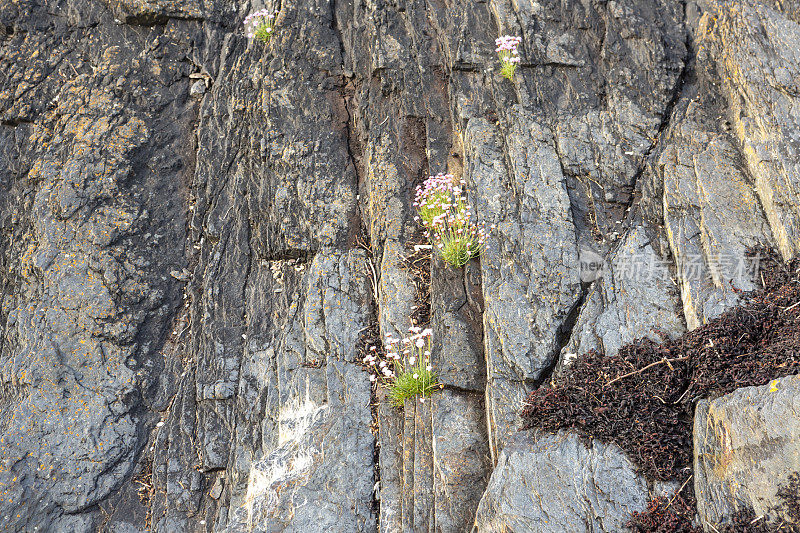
[521,250,800,531]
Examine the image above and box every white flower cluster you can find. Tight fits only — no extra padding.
[362,327,438,405]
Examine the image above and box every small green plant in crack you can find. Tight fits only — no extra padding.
[363,327,441,407]
[244,9,276,43]
[414,173,486,268]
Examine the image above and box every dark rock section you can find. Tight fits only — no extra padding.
[0,2,208,530]
[149,0,372,529]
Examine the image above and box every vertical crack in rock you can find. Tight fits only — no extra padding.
[430,255,492,531]
[634,0,692,184]
[535,282,589,389]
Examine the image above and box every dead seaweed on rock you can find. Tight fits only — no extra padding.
[521,250,800,480]
[627,477,800,533]
[521,337,695,480]
[628,483,702,533]
[521,249,800,530]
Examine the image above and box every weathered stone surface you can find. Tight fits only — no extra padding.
[395,396,435,533]
[496,0,686,255]
[657,54,774,329]
[101,0,213,24]
[468,111,582,460]
[460,0,687,460]
[702,0,800,260]
[474,430,650,533]
[431,389,491,533]
[694,374,800,529]
[427,256,491,532]
[0,4,199,530]
[432,259,485,392]
[228,362,375,533]
[377,390,404,533]
[561,225,685,365]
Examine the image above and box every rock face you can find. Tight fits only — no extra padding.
[694,375,800,530]
[474,430,650,533]
[703,0,800,261]
[1,0,800,531]
[227,362,375,533]
[559,225,686,367]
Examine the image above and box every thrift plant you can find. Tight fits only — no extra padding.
[414,173,486,268]
[362,327,441,407]
[496,35,522,79]
[245,9,276,43]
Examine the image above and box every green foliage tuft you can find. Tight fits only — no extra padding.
[362,328,441,407]
[388,365,439,408]
[500,60,517,80]
[440,237,479,268]
[254,21,273,43]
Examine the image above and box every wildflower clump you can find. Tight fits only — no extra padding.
[362,327,440,407]
[244,9,276,43]
[496,35,522,79]
[414,173,486,268]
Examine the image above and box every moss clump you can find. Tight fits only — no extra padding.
[628,485,701,532]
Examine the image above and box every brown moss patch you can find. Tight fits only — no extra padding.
[627,477,800,533]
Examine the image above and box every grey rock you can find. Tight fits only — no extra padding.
[432,259,485,392]
[190,79,206,98]
[4,0,800,531]
[0,6,194,529]
[227,362,375,533]
[701,0,800,260]
[474,430,650,533]
[657,65,773,329]
[101,0,233,24]
[377,390,404,533]
[561,225,685,365]
[694,375,800,530]
[431,389,491,532]
[402,396,434,533]
[378,239,418,339]
[467,112,582,459]
[209,477,224,500]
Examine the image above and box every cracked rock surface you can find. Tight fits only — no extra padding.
[2,0,800,531]
[474,430,651,533]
